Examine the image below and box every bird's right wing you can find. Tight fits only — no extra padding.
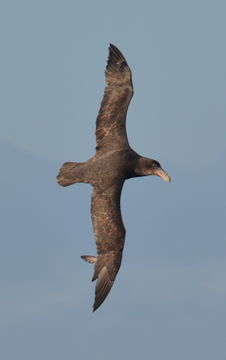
[81,180,125,311]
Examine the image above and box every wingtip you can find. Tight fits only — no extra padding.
[107,43,126,63]
[109,43,119,51]
[92,300,101,312]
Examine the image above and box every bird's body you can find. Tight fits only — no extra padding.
[57,44,170,311]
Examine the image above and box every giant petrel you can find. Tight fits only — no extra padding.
[57,44,171,311]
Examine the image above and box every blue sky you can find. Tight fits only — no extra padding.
[1,1,226,359]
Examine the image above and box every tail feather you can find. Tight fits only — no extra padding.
[57,162,82,187]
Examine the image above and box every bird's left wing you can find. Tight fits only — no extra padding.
[81,180,125,311]
[95,44,133,155]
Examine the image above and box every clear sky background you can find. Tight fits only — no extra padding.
[1,1,226,359]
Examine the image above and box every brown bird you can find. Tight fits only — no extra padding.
[57,44,171,311]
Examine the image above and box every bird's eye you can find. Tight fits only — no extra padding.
[153,161,160,168]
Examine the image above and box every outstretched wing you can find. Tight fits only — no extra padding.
[95,44,133,154]
[82,180,125,311]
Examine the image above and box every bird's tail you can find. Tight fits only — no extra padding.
[56,162,85,187]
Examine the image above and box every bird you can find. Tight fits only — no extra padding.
[57,44,171,311]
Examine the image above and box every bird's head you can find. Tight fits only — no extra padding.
[135,157,171,182]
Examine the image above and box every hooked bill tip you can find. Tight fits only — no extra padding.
[155,168,171,183]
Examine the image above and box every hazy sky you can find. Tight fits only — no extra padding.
[1,1,226,359]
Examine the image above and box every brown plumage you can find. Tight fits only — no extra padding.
[57,44,171,311]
